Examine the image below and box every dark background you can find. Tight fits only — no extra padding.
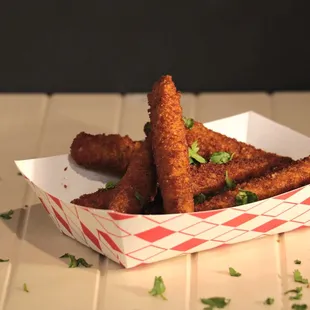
[0,0,309,93]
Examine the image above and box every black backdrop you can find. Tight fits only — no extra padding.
[0,0,309,93]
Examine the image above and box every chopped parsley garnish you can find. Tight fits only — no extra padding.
[292,304,308,310]
[105,181,118,190]
[295,259,302,265]
[201,297,230,309]
[23,283,29,292]
[144,122,151,135]
[235,190,258,206]
[210,152,234,164]
[285,287,303,300]
[294,270,308,284]
[183,116,194,129]
[264,297,274,305]
[229,267,241,277]
[60,253,92,268]
[0,259,9,262]
[194,193,207,205]
[225,171,236,190]
[149,276,167,300]
[0,210,14,220]
[189,141,206,165]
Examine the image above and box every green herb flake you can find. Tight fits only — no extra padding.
[144,122,151,135]
[295,259,302,265]
[210,152,234,164]
[291,304,308,310]
[183,117,194,130]
[23,283,29,293]
[105,181,118,190]
[294,270,308,284]
[60,253,92,268]
[285,287,303,300]
[264,297,274,305]
[0,210,14,220]
[229,267,241,277]
[235,190,258,206]
[149,276,167,300]
[194,193,207,205]
[201,297,230,309]
[135,191,145,205]
[189,141,206,165]
[225,171,236,190]
[0,259,9,262]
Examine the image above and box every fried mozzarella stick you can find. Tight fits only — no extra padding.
[108,136,157,213]
[195,156,310,212]
[148,75,194,213]
[191,155,292,196]
[70,132,140,175]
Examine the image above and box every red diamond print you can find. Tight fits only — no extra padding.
[49,194,63,210]
[81,222,102,251]
[253,219,286,233]
[172,238,206,251]
[274,188,302,200]
[135,226,174,242]
[52,207,72,235]
[39,198,50,214]
[108,212,136,221]
[191,210,223,219]
[301,197,310,205]
[98,230,121,253]
[223,213,257,227]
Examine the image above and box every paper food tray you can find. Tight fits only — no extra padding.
[15,112,310,268]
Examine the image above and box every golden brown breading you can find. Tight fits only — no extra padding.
[108,136,157,214]
[70,132,140,175]
[195,156,310,212]
[191,155,292,195]
[148,75,194,214]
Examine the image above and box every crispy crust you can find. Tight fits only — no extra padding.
[148,75,194,213]
[195,156,310,212]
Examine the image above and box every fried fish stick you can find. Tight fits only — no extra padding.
[108,136,157,214]
[70,132,140,175]
[191,155,292,196]
[71,187,116,209]
[148,75,194,214]
[195,156,310,212]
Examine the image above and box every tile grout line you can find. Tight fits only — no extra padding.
[186,253,198,310]
[1,95,50,309]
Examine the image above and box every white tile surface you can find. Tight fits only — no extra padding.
[0,92,310,310]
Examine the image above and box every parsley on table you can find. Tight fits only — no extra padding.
[292,304,308,310]
[210,152,234,164]
[183,116,194,129]
[294,270,308,284]
[23,283,29,292]
[0,259,9,262]
[295,259,302,265]
[285,287,303,300]
[235,190,258,206]
[105,181,118,190]
[17,172,22,176]
[0,210,14,220]
[149,276,167,300]
[144,122,151,135]
[229,267,241,277]
[189,141,206,165]
[225,171,236,190]
[201,297,230,309]
[264,297,274,305]
[194,193,207,205]
[60,253,92,268]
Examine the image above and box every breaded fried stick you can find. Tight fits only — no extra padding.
[191,155,292,196]
[195,156,310,212]
[70,132,139,175]
[108,135,157,214]
[148,75,194,214]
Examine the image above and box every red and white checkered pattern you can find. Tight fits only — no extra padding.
[25,178,310,268]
